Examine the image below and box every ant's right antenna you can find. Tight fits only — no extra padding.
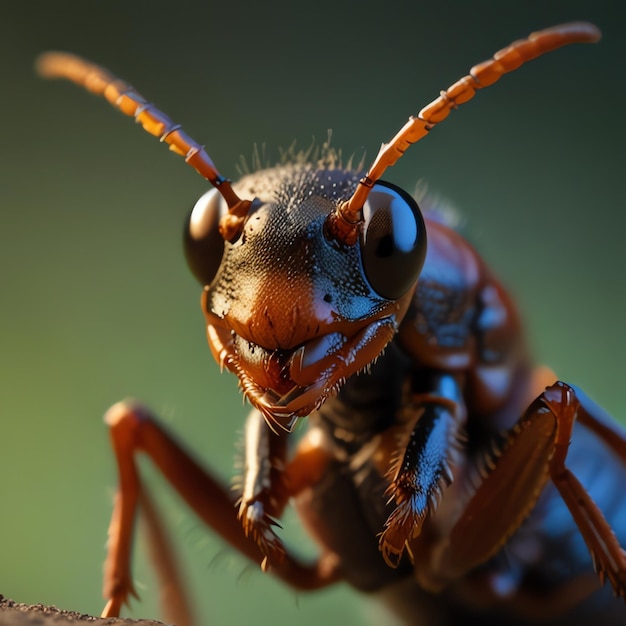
[36,52,252,241]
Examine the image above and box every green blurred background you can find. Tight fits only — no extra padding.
[1,1,624,624]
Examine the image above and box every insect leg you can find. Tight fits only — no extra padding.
[416,382,626,601]
[379,372,466,567]
[543,383,626,597]
[237,409,340,573]
[134,481,196,626]
[101,401,340,621]
[236,409,290,569]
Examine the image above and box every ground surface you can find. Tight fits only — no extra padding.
[0,597,168,626]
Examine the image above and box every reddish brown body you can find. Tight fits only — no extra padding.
[36,21,626,626]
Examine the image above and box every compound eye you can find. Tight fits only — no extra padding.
[360,181,427,300]
[184,188,226,286]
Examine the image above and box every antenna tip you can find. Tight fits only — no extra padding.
[35,51,86,81]
[540,21,602,44]
[35,51,63,78]
[570,21,602,43]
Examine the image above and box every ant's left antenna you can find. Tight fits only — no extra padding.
[327,22,601,245]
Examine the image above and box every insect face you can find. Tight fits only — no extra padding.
[185,163,426,430]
